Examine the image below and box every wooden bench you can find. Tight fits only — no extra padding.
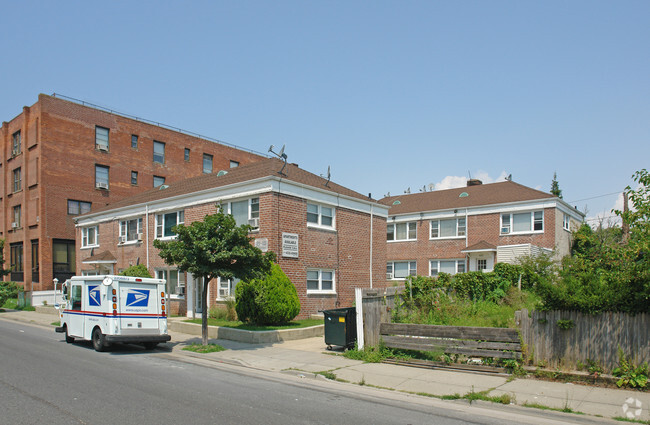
[380,323,522,360]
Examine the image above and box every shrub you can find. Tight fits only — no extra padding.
[119,265,153,278]
[0,281,22,308]
[235,264,300,325]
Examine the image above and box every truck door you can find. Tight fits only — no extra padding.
[119,282,160,332]
[68,284,84,337]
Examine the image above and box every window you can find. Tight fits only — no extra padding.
[131,171,138,185]
[157,269,185,296]
[53,239,76,282]
[95,165,109,189]
[31,240,39,283]
[501,211,543,234]
[430,259,465,276]
[119,218,143,243]
[68,200,91,215]
[228,198,259,228]
[387,261,417,279]
[10,242,24,282]
[12,130,21,155]
[153,175,165,187]
[12,205,21,228]
[203,154,213,173]
[70,284,82,310]
[230,160,239,168]
[477,259,487,270]
[307,203,334,229]
[563,214,570,231]
[430,218,465,239]
[13,168,21,192]
[95,126,109,151]
[153,141,165,164]
[184,148,190,161]
[387,222,417,241]
[131,135,138,149]
[218,277,239,300]
[155,210,184,239]
[307,269,335,293]
[82,226,99,248]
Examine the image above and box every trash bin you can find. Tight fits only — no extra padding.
[323,307,357,350]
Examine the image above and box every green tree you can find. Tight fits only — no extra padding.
[154,208,275,345]
[0,239,12,278]
[550,172,563,198]
[119,264,153,278]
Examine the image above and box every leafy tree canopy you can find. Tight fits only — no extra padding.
[119,264,153,278]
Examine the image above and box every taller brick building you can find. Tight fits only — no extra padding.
[1,94,265,293]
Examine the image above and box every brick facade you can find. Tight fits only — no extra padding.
[1,94,265,292]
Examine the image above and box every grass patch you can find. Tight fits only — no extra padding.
[0,298,35,311]
[182,343,226,353]
[522,402,583,415]
[613,417,650,424]
[462,387,513,405]
[51,321,60,326]
[183,318,322,331]
[316,371,337,380]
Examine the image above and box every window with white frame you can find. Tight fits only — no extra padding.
[229,198,259,228]
[95,126,109,151]
[307,203,334,229]
[387,261,417,279]
[387,222,417,241]
[430,218,465,239]
[156,269,185,296]
[501,211,543,234]
[430,259,465,276]
[307,269,335,293]
[119,218,143,243]
[155,210,184,239]
[82,226,99,248]
[563,214,570,231]
[153,140,165,164]
[218,277,239,299]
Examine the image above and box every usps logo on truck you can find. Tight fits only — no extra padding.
[126,289,150,307]
[88,285,101,306]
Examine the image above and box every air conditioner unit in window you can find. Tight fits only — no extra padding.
[119,235,126,244]
[96,182,108,190]
[11,222,18,229]
[248,218,260,228]
[386,273,393,280]
[96,144,108,152]
[137,233,143,241]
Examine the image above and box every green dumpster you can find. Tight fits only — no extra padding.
[323,307,357,350]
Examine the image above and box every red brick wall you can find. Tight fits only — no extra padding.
[2,94,265,291]
[78,191,387,318]
[386,208,558,277]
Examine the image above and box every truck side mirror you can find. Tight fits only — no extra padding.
[62,283,68,300]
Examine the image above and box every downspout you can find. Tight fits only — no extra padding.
[369,204,373,289]
[145,204,150,270]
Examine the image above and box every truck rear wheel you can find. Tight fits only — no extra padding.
[92,327,107,352]
[64,325,74,343]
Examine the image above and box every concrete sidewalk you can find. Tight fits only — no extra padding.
[2,308,648,423]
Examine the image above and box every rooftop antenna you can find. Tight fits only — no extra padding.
[428,183,435,191]
[323,165,331,187]
[268,144,288,175]
[506,174,512,181]
[404,187,411,194]
[419,185,426,192]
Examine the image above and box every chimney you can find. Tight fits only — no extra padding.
[467,179,483,187]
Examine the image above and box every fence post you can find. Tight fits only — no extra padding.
[355,287,364,350]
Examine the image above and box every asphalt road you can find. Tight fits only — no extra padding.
[0,320,606,425]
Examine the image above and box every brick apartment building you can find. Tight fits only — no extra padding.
[379,179,584,281]
[0,94,265,294]
[74,158,389,318]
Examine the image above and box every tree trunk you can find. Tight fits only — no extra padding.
[201,275,209,346]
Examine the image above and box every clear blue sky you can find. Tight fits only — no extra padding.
[2,1,648,224]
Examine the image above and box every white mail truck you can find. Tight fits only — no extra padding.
[55,275,171,351]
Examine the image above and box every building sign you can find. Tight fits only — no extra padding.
[254,238,268,252]
[282,233,299,258]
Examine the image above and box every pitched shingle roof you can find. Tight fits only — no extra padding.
[379,181,556,215]
[88,158,374,215]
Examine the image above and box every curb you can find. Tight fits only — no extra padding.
[169,320,324,344]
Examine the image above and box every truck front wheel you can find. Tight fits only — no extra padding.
[92,327,107,352]
[64,325,74,343]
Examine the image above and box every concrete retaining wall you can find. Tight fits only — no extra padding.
[169,321,324,344]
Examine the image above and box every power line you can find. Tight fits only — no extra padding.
[568,191,622,203]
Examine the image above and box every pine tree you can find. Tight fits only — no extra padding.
[550,172,563,199]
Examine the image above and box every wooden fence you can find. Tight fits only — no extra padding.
[357,286,403,347]
[516,309,650,371]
